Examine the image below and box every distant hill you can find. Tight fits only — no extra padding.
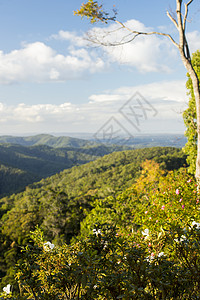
[0,133,187,148]
[93,134,187,148]
[0,133,186,197]
[0,134,96,148]
[0,143,128,197]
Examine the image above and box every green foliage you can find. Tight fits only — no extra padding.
[183,50,200,174]
[0,164,38,198]
[0,158,199,298]
[79,160,196,237]
[74,0,116,24]
[11,174,200,299]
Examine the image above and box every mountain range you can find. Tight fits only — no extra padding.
[0,136,128,197]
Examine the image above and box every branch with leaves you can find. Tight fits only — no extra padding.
[74,0,193,50]
[74,0,117,24]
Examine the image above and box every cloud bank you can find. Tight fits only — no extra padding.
[0,42,104,84]
[0,80,187,135]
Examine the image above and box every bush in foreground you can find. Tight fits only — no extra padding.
[1,162,200,299]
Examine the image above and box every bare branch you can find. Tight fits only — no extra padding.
[86,32,141,47]
[176,0,185,49]
[183,0,194,31]
[186,0,194,6]
[86,18,179,48]
[114,20,179,48]
[166,10,178,29]
[87,30,179,49]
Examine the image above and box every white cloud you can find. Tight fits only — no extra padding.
[0,20,198,85]
[89,94,123,103]
[118,80,187,103]
[0,102,76,123]
[187,31,200,53]
[52,30,87,47]
[89,80,187,104]
[0,22,198,85]
[0,42,105,84]
[52,20,182,74]
[51,21,200,75]
[0,80,187,135]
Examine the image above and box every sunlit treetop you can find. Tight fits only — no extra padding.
[74,0,117,23]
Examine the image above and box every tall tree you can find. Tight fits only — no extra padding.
[74,0,200,185]
[183,50,200,174]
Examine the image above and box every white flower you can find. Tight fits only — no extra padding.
[103,240,108,249]
[157,252,165,258]
[192,221,200,230]
[93,229,102,236]
[146,252,155,262]
[141,228,149,237]
[43,241,55,251]
[3,284,11,294]
[174,235,187,243]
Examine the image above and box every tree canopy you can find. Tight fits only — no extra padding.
[183,50,200,174]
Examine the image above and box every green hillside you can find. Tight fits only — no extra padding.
[0,147,187,288]
[0,147,186,239]
[0,143,128,197]
[0,164,38,197]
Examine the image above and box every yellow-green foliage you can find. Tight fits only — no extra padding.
[74,0,116,24]
[9,162,200,299]
[74,0,105,23]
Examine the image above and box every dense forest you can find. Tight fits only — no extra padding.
[0,146,189,298]
[0,134,97,148]
[0,141,129,197]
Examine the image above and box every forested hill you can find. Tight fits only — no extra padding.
[0,143,128,197]
[0,147,186,243]
[0,146,187,286]
[0,134,96,148]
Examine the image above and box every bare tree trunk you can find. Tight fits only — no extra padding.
[176,0,200,185]
[177,52,200,186]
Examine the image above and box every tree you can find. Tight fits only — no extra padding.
[183,50,200,174]
[74,0,200,185]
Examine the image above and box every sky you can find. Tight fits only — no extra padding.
[0,0,200,139]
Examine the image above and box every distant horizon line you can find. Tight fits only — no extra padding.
[0,132,186,138]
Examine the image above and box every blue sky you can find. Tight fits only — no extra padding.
[0,0,200,137]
